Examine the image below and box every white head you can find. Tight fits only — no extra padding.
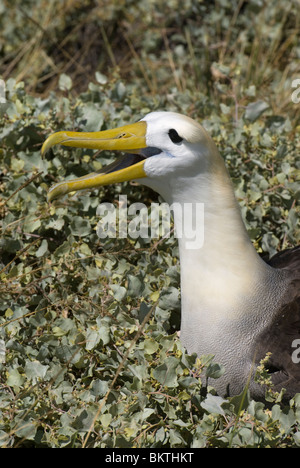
[144,112,218,172]
[137,112,223,200]
[42,111,224,202]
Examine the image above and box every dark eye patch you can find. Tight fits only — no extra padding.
[168,128,183,144]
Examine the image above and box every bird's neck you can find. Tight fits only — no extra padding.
[164,162,272,323]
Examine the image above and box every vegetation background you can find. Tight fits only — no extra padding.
[0,0,299,448]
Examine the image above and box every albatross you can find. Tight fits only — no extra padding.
[42,111,300,400]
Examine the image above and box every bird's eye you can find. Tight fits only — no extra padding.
[168,128,183,144]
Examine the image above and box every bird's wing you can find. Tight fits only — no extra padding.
[255,246,300,399]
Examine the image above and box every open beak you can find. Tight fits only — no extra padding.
[42,121,148,201]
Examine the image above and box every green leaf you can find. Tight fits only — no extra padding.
[220,103,231,115]
[229,389,251,414]
[144,338,159,355]
[25,360,49,382]
[23,214,41,233]
[100,413,112,428]
[70,216,91,237]
[91,379,109,397]
[6,368,25,388]
[158,286,180,311]
[110,284,127,302]
[58,73,72,91]
[95,71,108,85]
[244,100,269,122]
[35,239,48,257]
[14,417,37,441]
[85,328,100,350]
[206,362,225,379]
[272,405,296,433]
[201,394,227,416]
[152,356,180,388]
[127,275,143,297]
[79,102,104,132]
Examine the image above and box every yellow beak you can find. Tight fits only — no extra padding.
[42,121,148,201]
